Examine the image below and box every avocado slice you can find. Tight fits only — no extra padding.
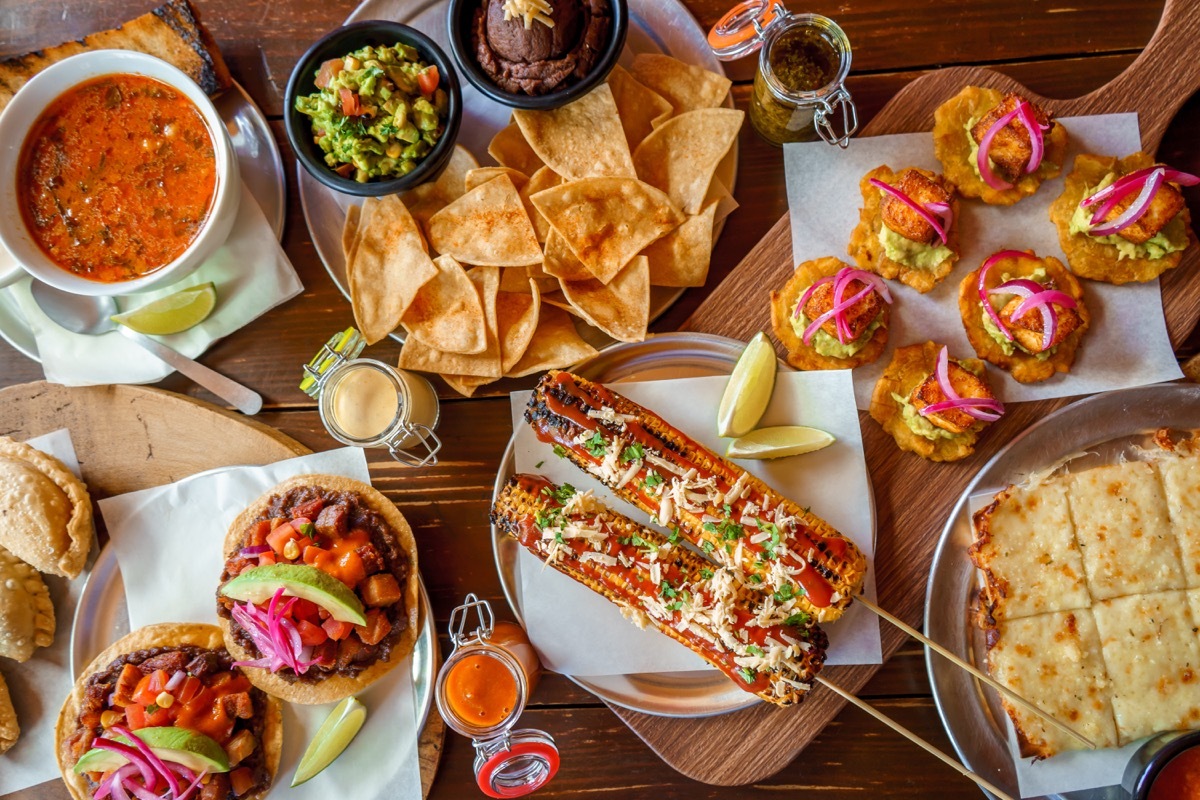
[74,727,230,775]
[220,564,367,626]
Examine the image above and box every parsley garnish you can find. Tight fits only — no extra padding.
[583,432,607,457]
[540,483,575,504]
[748,574,763,584]
[659,581,677,599]
[701,540,714,554]
[774,584,797,603]
[737,667,756,684]
[145,703,160,715]
[700,568,714,579]
[784,611,812,628]
[296,521,315,538]
[703,517,744,541]
[642,471,663,489]
[534,510,561,531]
[552,444,568,459]
[620,443,644,463]
[757,519,782,559]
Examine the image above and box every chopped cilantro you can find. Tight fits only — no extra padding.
[296,521,316,538]
[620,443,645,463]
[757,519,782,559]
[700,568,714,579]
[746,644,764,657]
[642,471,663,489]
[552,444,568,459]
[774,584,797,603]
[583,432,607,457]
[665,600,684,611]
[535,460,545,469]
[667,528,681,544]
[748,574,763,584]
[701,540,714,554]
[737,667,757,684]
[659,581,677,599]
[534,510,561,530]
[145,703,160,715]
[540,483,575,504]
[784,611,812,628]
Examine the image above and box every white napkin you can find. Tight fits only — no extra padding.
[0,429,90,795]
[5,185,303,386]
[509,372,881,677]
[783,113,1184,410]
[96,448,422,800]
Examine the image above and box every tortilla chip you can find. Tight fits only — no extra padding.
[769,256,890,371]
[607,64,674,152]
[427,175,543,267]
[1049,152,1195,284]
[402,144,479,227]
[525,262,561,295]
[489,123,545,175]
[397,266,503,378]
[507,305,599,377]
[869,341,992,463]
[531,177,684,283]
[348,194,437,344]
[497,280,542,373]
[958,252,1090,383]
[643,203,717,287]
[633,108,744,215]
[539,289,579,316]
[342,203,361,260]
[519,166,562,244]
[441,373,496,398]
[629,53,731,115]
[513,84,636,181]
[847,165,961,293]
[705,177,740,227]
[560,255,649,343]
[932,85,1068,206]
[499,266,534,293]
[401,254,487,354]
[542,228,594,282]
[466,166,529,193]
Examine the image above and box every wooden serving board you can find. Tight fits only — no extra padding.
[604,0,1200,786]
[0,382,444,800]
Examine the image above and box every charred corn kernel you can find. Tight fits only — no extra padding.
[100,710,122,728]
[283,539,301,560]
[155,691,175,709]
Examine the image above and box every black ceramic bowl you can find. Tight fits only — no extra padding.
[284,20,462,197]
[446,0,628,110]
[1122,729,1200,799]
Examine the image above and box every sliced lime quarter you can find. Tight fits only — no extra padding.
[717,332,777,438]
[111,282,217,336]
[292,696,367,787]
[726,426,835,460]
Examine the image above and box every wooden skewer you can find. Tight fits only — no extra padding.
[857,595,1097,750]
[816,676,1017,800]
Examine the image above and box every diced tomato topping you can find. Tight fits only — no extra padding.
[339,88,362,116]
[246,520,271,548]
[417,65,439,97]
[314,58,345,90]
[322,618,355,641]
[355,609,392,646]
[126,703,170,731]
[296,619,329,647]
[229,767,255,797]
[334,163,355,178]
[267,523,301,557]
[291,598,321,623]
[258,551,277,566]
[133,670,167,706]
[176,676,202,704]
[292,497,325,519]
[112,663,142,707]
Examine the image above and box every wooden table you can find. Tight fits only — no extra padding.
[2,1,1197,797]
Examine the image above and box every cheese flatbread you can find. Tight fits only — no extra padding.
[1160,447,1200,588]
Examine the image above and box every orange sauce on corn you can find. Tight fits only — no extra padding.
[444,654,518,728]
[1150,746,1200,800]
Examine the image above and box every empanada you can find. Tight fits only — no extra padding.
[0,545,55,662]
[0,671,16,754]
[0,438,92,579]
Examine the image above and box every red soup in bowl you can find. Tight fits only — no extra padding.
[1149,745,1200,799]
[18,73,217,283]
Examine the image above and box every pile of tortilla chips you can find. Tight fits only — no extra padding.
[341,54,743,397]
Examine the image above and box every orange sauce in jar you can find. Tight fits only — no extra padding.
[1150,746,1200,800]
[444,653,518,728]
[489,621,541,694]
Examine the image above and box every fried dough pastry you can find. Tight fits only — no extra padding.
[870,341,996,462]
[0,438,92,579]
[0,671,16,754]
[959,251,1090,383]
[1049,152,1196,284]
[933,86,1068,206]
[769,256,890,370]
[848,165,960,293]
[0,546,55,662]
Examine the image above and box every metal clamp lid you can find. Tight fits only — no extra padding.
[707,0,789,61]
[473,730,560,799]
[449,592,495,652]
[299,327,366,397]
[815,86,858,148]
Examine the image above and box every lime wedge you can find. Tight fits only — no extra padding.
[292,696,367,787]
[717,332,777,438]
[726,426,835,460]
[111,282,217,335]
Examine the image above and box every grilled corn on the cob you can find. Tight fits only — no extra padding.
[524,370,868,623]
[491,474,829,706]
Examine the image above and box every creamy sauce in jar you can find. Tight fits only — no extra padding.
[330,366,400,440]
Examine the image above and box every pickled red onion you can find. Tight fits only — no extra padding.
[231,588,318,675]
[868,178,951,244]
[1089,168,1164,236]
[918,347,1005,422]
[794,267,892,346]
[976,250,1039,340]
[1014,102,1049,173]
[1082,166,1199,234]
[988,279,1068,352]
[976,100,1046,191]
[1082,166,1200,208]
[1011,289,1077,320]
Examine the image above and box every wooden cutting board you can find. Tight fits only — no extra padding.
[605,0,1200,786]
[0,382,444,800]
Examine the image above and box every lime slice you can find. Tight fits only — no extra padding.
[726,426,835,460]
[111,282,217,335]
[292,696,367,787]
[717,332,777,438]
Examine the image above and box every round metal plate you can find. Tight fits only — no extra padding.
[299,0,738,348]
[0,81,287,363]
[925,382,1200,800]
[491,332,876,718]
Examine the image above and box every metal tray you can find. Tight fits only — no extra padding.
[925,382,1200,800]
[490,332,876,717]
[0,81,287,362]
[299,0,738,348]
[71,544,438,732]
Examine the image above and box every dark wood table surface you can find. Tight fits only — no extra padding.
[3,1,1199,797]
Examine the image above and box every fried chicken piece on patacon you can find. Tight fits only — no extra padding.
[1095,176,1186,244]
[908,361,997,434]
[971,93,1054,183]
[998,284,1084,354]
[880,169,952,244]
[802,278,885,342]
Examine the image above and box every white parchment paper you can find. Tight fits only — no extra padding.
[97,448,422,800]
[508,372,880,677]
[783,113,1183,410]
[0,429,89,795]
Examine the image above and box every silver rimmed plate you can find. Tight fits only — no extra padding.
[925,382,1200,800]
[0,81,286,362]
[490,332,877,717]
[299,0,738,348]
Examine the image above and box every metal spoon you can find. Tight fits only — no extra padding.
[30,281,263,415]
